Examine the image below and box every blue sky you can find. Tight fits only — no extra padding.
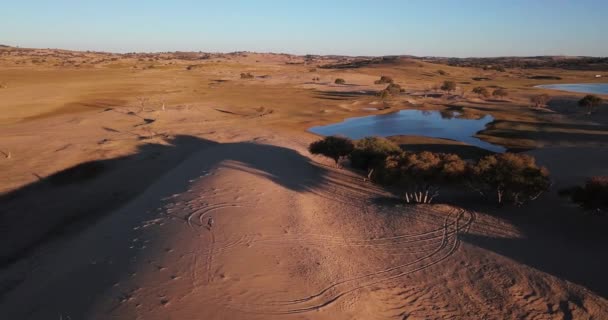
[1,0,607,57]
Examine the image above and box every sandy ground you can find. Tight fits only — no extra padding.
[2,131,606,319]
[1,49,608,319]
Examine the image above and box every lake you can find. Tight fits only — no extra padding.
[535,83,608,95]
[309,110,505,153]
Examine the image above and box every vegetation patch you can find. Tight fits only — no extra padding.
[378,83,403,98]
[578,94,603,114]
[308,136,354,165]
[559,176,608,214]
[240,72,254,79]
[374,76,394,84]
[310,136,550,206]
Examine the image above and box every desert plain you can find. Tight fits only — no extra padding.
[0,47,607,319]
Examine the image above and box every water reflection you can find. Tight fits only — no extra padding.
[309,110,505,152]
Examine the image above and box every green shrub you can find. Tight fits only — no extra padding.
[440,81,456,94]
[578,94,602,114]
[560,176,608,213]
[472,86,490,98]
[374,76,394,84]
[531,94,550,108]
[376,151,467,203]
[240,72,254,79]
[378,90,390,99]
[350,137,401,179]
[470,153,550,205]
[309,136,354,166]
[378,83,403,98]
[492,88,508,99]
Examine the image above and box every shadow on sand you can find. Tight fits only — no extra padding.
[314,90,377,101]
[456,195,608,299]
[0,135,328,267]
[0,134,333,318]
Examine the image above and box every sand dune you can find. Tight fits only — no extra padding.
[1,132,606,319]
[1,50,607,319]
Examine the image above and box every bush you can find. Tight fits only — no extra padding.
[492,88,508,99]
[472,86,490,98]
[386,83,402,94]
[470,153,550,205]
[309,136,354,166]
[378,83,403,98]
[240,72,254,79]
[349,137,401,179]
[378,90,390,99]
[440,81,456,94]
[578,94,602,114]
[307,135,552,207]
[531,94,550,108]
[560,176,608,213]
[437,70,448,76]
[377,151,467,203]
[374,76,394,84]
[334,78,346,85]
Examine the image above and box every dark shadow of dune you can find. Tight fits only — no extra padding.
[488,130,608,143]
[0,135,332,318]
[482,120,608,146]
[457,198,608,299]
[0,136,328,267]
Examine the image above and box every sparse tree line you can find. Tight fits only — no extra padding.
[471,86,508,99]
[309,136,550,206]
[529,93,602,115]
[240,72,254,79]
[437,56,608,70]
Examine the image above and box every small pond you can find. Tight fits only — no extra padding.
[535,83,608,95]
[309,110,505,153]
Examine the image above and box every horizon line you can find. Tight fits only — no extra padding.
[2,43,606,60]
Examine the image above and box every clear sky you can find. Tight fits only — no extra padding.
[2,0,607,57]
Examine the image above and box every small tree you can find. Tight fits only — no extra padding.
[309,136,354,166]
[379,151,467,204]
[378,89,390,100]
[578,94,602,115]
[560,176,608,214]
[377,83,402,99]
[440,81,456,94]
[492,88,508,99]
[374,76,394,84]
[334,78,346,85]
[472,86,490,98]
[530,94,550,108]
[240,72,254,79]
[470,153,550,205]
[349,137,402,180]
